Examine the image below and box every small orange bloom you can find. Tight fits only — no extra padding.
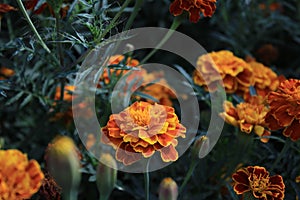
[193,50,254,94]
[100,55,140,85]
[232,166,285,200]
[54,85,75,102]
[0,66,15,80]
[296,176,300,183]
[169,0,217,23]
[101,101,186,165]
[259,3,283,13]
[0,149,44,200]
[220,96,271,143]
[265,79,300,141]
[0,4,17,14]
[100,55,176,106]
[25,0,69,18]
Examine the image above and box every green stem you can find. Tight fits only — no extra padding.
[96,0,132,44]
[55,13,64,68]
[63,189,78,200]
[144,171,150,200]
[15,0,51,53]
[124,0,143,30]
[99,194,109,200]
[140,16,182,64]
[270,139,292,172]
[179,160,199,195]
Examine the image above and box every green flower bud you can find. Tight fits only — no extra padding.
[96,153,117,200]
[192,135,210,159]
[46,136,81,200]
[158,177,178,200]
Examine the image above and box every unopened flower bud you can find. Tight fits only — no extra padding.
[46,136,81,200]
[192,135,210,159]
[96,153,117,200]
[158,177,178,200]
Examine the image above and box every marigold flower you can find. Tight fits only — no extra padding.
[54,85,75,102]
[232,166,285,200]
[100,55,139,85]
[243,61,280,100]
[101,101,186,165]
[0,149,44,200]
[100,55,176,106]
[169,0,217,23]
[193,50,254,94]
[25,0,69,18]
[265,79,300,141]
[0,4,17,15]
[220,96,271,143]
[0,66,15,80]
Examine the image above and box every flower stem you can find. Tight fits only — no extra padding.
[270,139,292,172]
[63,189,78,200]
[15,0,51,53]
[178,159,199,195]
[140,16,182,65]
[144,171,150,200]
[96,0,132,44]
[124,0,143,30]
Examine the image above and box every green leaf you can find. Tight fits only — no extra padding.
[20,94,33,108]
[5,92,24,106]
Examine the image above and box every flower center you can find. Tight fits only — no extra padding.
[129,107,150,127]
[249,174,269,193]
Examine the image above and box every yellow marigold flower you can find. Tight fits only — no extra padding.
[101,101,186,165]
[169,0,217,23]
[0,149,44,200]
[220,96,271,143]
[193,50,254,94]
[265,79,300,141]
[232,166,285,200]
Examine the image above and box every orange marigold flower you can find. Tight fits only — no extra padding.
[232,166,285,200]
[242,61,279,100]
[0,149,44,200]
[25,0,69,18]
[220,96,271,143]
[0,66,15,80]
[193,50,254,94]
[100,55,139,85]
[100,55,176,106]
[54,85,75,102]
[101,101,186,165]
[265,79,300,141]
[296,176,300,183]
[169,0,217,23]
[0,4,17,14]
